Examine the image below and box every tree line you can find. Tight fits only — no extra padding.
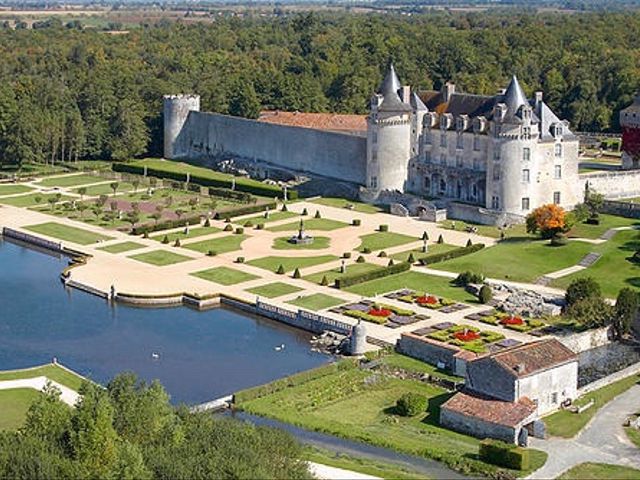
[0,373,311,479]
[1,9,640,166]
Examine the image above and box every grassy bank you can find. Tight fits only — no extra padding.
[559,462,640,479]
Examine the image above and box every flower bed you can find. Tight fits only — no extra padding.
[341,302,415,326]
[396,291,456,310]
[474,310,546,333]
[454,330,481,342]
[369,308,392,317]
[426,324,505,354]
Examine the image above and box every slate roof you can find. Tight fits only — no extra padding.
[258,111,367,133]
[442,391,537,428]
[378,64,413,113]
[503,75,528,113]
[482,339,577,379]
[419,90,496,118]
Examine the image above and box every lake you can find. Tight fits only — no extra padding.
[0,237,331,404]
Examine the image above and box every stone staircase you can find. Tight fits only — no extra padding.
[535,276,553,286]
[600,228,618,241]
[578,252,602,267]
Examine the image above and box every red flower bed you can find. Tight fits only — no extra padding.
[500,315,524,326]
[454,330,481,342]
[416,295,438,305]
[368,308,392,317]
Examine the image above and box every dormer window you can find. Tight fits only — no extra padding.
[473,135,480,151]
[555,143,563,158]
[522,126,531,140]
[553,123,564,138]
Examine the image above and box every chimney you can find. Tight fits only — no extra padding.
[535,91,543,108]
[515,364,525,374]
[402,86,411,104]
[443,82,455,102]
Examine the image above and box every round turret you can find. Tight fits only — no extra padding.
[163,94,200,159]
[349,320,367,356]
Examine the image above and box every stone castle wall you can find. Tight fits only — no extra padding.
[579,169,640,200]
[173,111,367,185]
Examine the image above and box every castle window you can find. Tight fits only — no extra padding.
[554,124,564,137]
[473,135,480,151]
[372,151,377,162]
[456,155,463,167]
[522,126,531,140]
[425,133,432,145]
[372,131,377,144]
[552,392,558,404]
[424,177,431,189]
[473,158,480,171]
[370,176,378,189]
[491,196,500,209]
[439,179,447,194]
[425,152,431,163]
[554,191,561,204]
[440,154,446,165]
[493,149,501,161]
[493,168,500,181]
[456,133,463,149]
[555,143,563,158]
[554,165,562,179]
[523,147,531,162]
[522,197,530,210]
[440,134,447,148]
[522,169,530,183]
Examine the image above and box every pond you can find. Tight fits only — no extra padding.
[0,237,331,404]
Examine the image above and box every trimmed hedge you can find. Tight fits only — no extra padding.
[418,243,485,265]
[479,439,530,471]
[234,360,357,403]
[132,214,202,235]
[214,201,277,220]
[208,187,254,203]
[113,161,297,199]
[335,261,411,289]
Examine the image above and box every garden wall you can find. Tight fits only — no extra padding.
[440,407,519,444]
[600,199,640,219]
[396,333,460,373]
[554,326,612,354]
[580,169,640,200]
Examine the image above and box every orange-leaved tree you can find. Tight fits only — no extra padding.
[526,204,567,239]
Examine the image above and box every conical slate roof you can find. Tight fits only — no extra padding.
[503,75,528,112]
[377,64,412,113]
[379,63,401,96]
[410,92,428,112]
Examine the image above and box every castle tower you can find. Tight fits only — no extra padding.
[366,65,413,193]
[163,94,200,159]
[620,95,640,169]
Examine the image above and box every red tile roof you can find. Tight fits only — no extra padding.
[488,339,577,378]
[258,111,367,133]
[442,391,537,428]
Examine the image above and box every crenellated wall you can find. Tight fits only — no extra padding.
[172,111,368,185]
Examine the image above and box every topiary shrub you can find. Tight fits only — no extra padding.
[255,223,264,230]
[225,217,231,223]
[143,232,149,239]
[235,227,244,234]
[224,224,233,232]
[479,439,530,471]
[320,275,329,286]
[343,252,352,259]
[301,208,308,216]
[550,233,568,246]
[281,203,288,212]
[437,234,444,244]
[388,259,395,267]
[454,271,485,286]
[161,235,170,244]
[236,256,245,263]
[174,239,181,247]
[207,250,216,256]
[395,392,427,417]
[204,218,211,227]
[352,219,361,226]
[466,238,473,247]
[378,251,387,258]
[362,247,372,254]
[407,252,416,263]
[276,264,285,275]
[479,285,493,304]
[292,268,301,279]
[314,210,321,219]
[379,224,389,232]
[356,255,366,263]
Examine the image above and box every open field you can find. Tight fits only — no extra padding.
[247,255,338,273]
[129,250,193,266]
[191,266,259,286]
[0,389,42,431]
[287,293,347,310]
[25,222,113,245]
[246,282,303,298]
[559,462,640,479]
[544,374,640,438]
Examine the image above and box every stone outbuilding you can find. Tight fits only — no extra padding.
[440,339,578,444]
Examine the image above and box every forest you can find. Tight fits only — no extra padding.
[1,9,640,165]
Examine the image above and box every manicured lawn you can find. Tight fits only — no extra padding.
[0,192,73,207]
[311,197,384,214]
[544,374,639,438]
[0,364,85,391]
[247,255,338,273]
[151,226,221,242]
[559,463,640,479]
[344,271,478,304]
[433,238,593,283]
[0,184,32,196]
[183,234,248,254]
[97,241,146,254]
[191,266,259,286]
[305,447,426,480]
[304,262,383,285]
[0,389,42,430]
[552,229,640,298]
[37,174,103,188]
[238,365,545,478]
[25,222,113,245]
[129,250,193,266]
[268,218,349,232]
[272,236,331,250]
[357,232,418,252]
[437,220,530,239]
[287,293,347,310]
[378,353,463,383]
[568,214,640,239]
[246,282,303,298]
[72,181,134,196]
[235,211,298,224]
[390,243,458,261]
